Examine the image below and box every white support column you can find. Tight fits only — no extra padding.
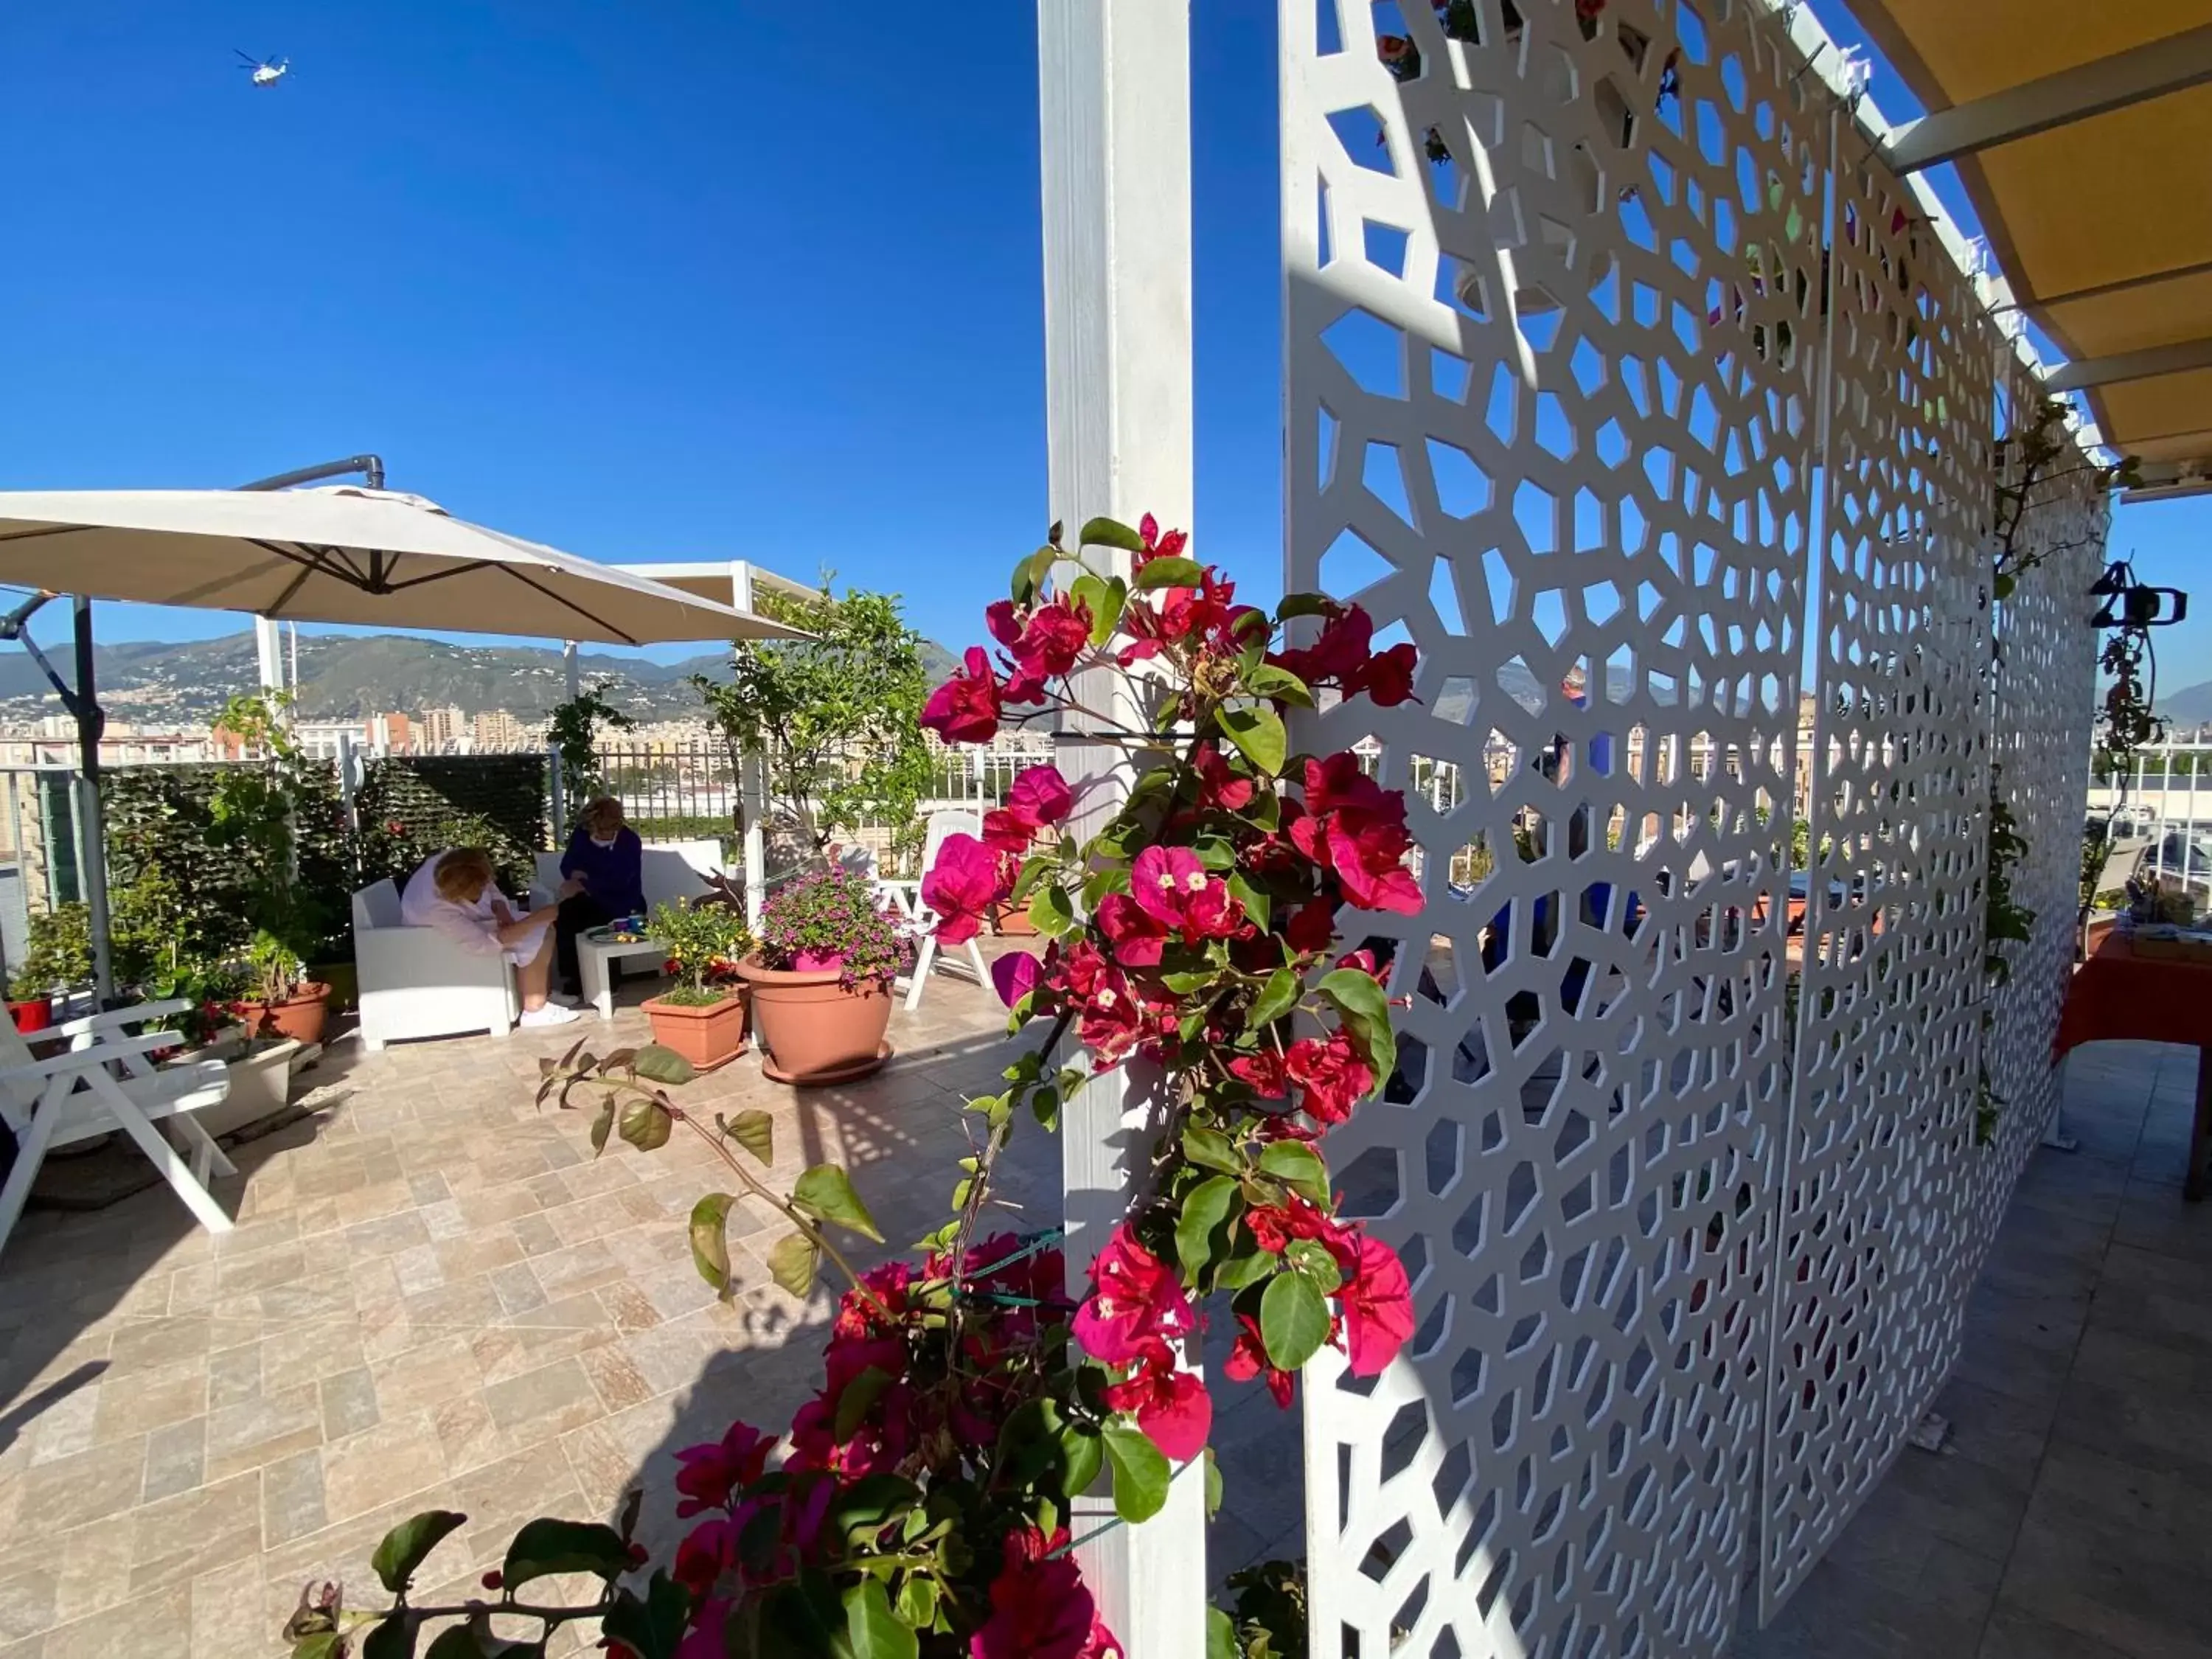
[731,560,770,928]
[1039,1,1205,1649]
[254,617,285,692]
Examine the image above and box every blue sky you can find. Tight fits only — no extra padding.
[1,2,2205,692]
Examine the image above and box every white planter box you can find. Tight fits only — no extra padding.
[175,1034,305,1139]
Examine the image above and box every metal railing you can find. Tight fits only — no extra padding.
[2085,739,2212,899]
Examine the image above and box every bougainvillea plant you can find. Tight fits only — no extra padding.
[757,867,912,989]
[285,518,1420,1658]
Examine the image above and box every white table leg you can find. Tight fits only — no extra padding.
[582,945,614,1020]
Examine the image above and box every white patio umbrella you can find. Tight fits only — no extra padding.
[0,485,804,994]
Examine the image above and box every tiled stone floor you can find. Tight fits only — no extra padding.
[1734,1039,2212,1659]
[2,956,2203,1657]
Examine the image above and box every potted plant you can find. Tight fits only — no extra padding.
[641,900,753,1070]
[736,868,908,1085]
[208,693,333,1046]
[6,968,52,1034]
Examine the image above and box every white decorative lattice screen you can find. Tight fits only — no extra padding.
[1284,1,1817,1650]
[1277,1,2112,1653]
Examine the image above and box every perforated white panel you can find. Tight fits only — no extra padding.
[1756,142,2005,1613]
[1281,2,1819,1652]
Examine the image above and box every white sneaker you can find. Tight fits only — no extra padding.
[518,1003,581,1028]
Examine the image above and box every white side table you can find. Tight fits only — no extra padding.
[579,934,668,1020]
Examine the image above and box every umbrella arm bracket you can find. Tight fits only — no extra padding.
[0,592,104,738]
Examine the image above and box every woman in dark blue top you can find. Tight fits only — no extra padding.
[555,797,646,996]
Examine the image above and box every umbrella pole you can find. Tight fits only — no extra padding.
[72,597,114,1003]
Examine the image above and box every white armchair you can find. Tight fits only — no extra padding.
[352,880,518,1051]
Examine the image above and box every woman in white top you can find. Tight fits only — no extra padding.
[399,846,582,1028]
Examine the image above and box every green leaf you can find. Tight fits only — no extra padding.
[689,1194,737,1301]
[1276,591,1335,620]
[619,1099,672,1152]
[894,1575,939,1630]
[1012,544,1059,606]
[727,1108,773,1165]
[1214,1242,1276,1292]
[833,1367,895,1442]
[588,1099,615,1157]
[1284,1237,1343,1293]
[632,1044,695,1086]
[1175,1175,1239,1280]
[1059,1420,1104,1500]
[371,1509,467,1595]
[362,1615,420,1659]
[841,1576,917,1659]
[1101,1422,1172,1522]
[1242,662,1314,706]
[1225,872,1272,930]
[1258,1141,1330,1206]
[420,1623,491,1658]
[1246,967,1300,1032]
[791,1166,884,1242]
[1219,706,1287,776]
[501,1517,631,1590]
[599,1573,692,1659]
[1182,1122,1240,1174]
[1028,881,1077,937]
[1203,1447,1222,1520]
[1078,515,1147,553]
[1134,556,1206,591]
[1318,967,1397,1090]
[767,1231,821,1299]
[1208,1606,1239,1659]
[1092,577,1129,644]
[1259,1270,1331,1371]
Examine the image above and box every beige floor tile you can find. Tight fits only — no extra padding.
[128,1469,264,1593]
[90,1357,206,1444]
[187,1557,278,1659]
[320,1411,447,1524]
[205,1385,321,1481]
[18,1437,150,1532]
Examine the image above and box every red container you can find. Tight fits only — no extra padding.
[8,997,52,1034]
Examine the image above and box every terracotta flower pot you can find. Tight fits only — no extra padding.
[990,902,1037,938]
[7,997,52,1034]
[735,955,894,1085]
[642,990,751,1071]
[236,984,330,1046]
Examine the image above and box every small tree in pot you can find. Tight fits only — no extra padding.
[210,692,334,1044]
[641,900,753,1069]
[737,869,910,1085]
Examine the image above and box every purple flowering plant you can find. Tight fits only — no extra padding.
[756,868,910,987]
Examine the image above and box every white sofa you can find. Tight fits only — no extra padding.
[352,879,519,1051]
[529,839,727,913]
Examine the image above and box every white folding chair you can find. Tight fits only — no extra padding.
[901,810,991,1012]
[0,1001,236,1261]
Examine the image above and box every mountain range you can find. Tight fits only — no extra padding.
[2154,678,2212,727]
[0,630,960,727]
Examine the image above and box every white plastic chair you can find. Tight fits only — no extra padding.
[899,810,991,1012]
[531,840,723,913]
[352,879,518,1051]
[0,1001,236,1259]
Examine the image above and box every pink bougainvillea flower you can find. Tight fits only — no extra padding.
[1073,1225,1194,1364]
[985,599,1023,650]
[672,1601,735,1659]
[1225,1312,1295,1409]
[1007,764,1075,827]
[1284,896,1338,954]
[1046,937,1112,1003]
[922,647,1005,745]
[1286,1029,1376,1125]
[983,807,1041,855]
[992,949,1042,1009]
[672,1515,737,1595]
[1338,1233,1416,1377]
[1128,844,1242,942]
[1096,891,1169,968]
[1295,754,1424,916]
[922,832,1008,946]
[672,1421,774,1518]
[971,1526,1119,1659]
[1333,948,1385,981]
[1353,641,1419,706]
[1105,1342,1214,1461]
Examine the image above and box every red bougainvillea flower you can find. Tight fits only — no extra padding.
[673,1602,734,1659]
[1007,764,1075,827]
[1357,641,1419,706]
[1286,1029,1376,1124]
[672,1515,737,1595]
[971,1526,1119,1659]
[672,1421,774,1518]
[992,949,1042,1009]
[1105,1340,1214,1460]
[1284,896,1338,954]
[1047,937,1112,1003]
[998,597,1094,702]
[1095,891,1170,968]
[834,1262,914,1340]
[922,832,1008,945]
[1228,1047,1290,1098]
[1136,512,1188,566]
[922,646,1004,745]
[982,807,1042,855]
[1073,1225,1194,1363]
[1245,1192,1339,1256]
[1293,754,1423,915]
[1225,1312,1295,1408]
[1074,966,1163,1068]
[1339,1233,1416,1376]
[1193,743,1254,811]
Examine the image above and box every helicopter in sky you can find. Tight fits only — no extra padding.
[234,49,289,88]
